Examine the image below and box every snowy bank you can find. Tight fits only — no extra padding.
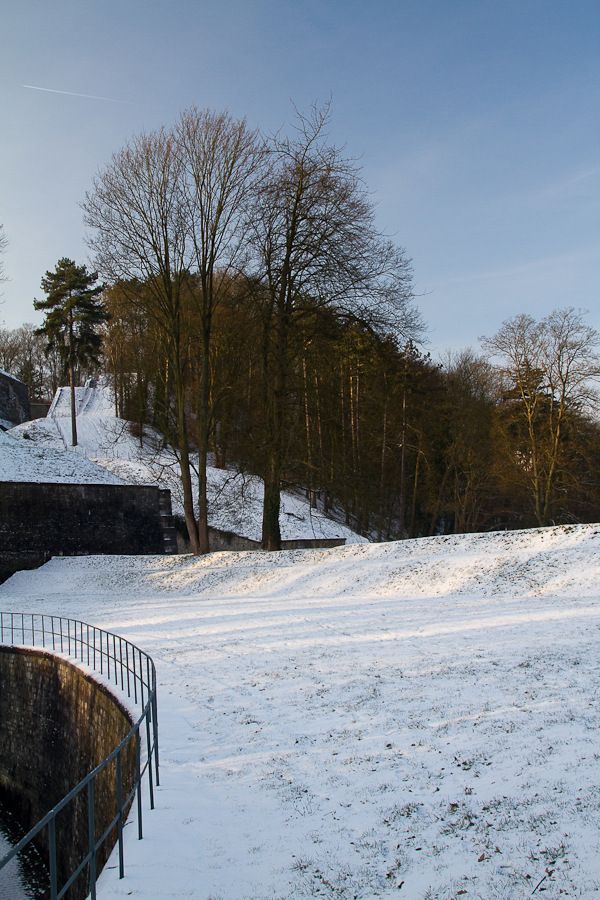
[1,524,600,897]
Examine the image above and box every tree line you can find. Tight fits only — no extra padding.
[4,294,599,539]
[100,288,600,539]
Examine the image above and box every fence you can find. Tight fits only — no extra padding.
[0,612,159,899]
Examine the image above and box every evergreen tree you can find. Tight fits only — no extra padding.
[34,257,108,446]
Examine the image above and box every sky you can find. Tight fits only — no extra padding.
[1,0,599,356]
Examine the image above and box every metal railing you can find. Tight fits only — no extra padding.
[0,612,159,899]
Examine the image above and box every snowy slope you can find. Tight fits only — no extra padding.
[2,524,600,898]
[0,429,124,485]
[10,378,365,543]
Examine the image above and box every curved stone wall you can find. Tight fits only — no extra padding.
[0,647,136,899]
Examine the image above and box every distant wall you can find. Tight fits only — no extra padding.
[208,526,345,552]
[0,372,30,428]
[0,482,176,581]
[0,647,136,899]
[29,400,51,420]
[175,519,345,553]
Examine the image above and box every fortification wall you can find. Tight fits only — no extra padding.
[0,373,30,428]
[0,482,176,580]
[0,647,135,898]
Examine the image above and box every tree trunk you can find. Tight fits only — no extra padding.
[69,362,78,447]
[262,450,282,550]
[174,366,199,554]
[68,307,78,447]
[196,330,211,555]
[397,382,407,537]
[261,310,287,551]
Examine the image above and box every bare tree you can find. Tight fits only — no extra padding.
[482,308,600,526]
[247,104,421,549]
[83,128,201,551]
[175,108,262,552]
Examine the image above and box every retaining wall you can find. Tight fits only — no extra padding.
[0,647,136,898]
[0,373,30,428]
[175,520,346,553]
[0,482,176,581]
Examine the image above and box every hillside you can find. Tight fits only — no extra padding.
[2,524,600,898]
[10,378,365,544]
[0,428,124,485]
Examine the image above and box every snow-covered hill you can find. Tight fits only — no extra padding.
[10,378,365,543]
[2,524,599,898]
[0,428,125,485]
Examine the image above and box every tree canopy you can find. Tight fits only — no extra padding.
[34,257,108,445]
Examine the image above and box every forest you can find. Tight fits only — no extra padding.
[2,106,599,550]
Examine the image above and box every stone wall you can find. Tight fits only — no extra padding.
[174,519,346,553]
[0,482,176,580]
[0,372,30,428]
[0,647,136,899]
[29,400,51,420]
[207,525,346,552]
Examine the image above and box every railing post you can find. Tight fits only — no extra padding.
[133,648,137,704]
[136,730,143,840]
[116,750,125,879]
[119,637,124,690]
[48,816,58,900]
[139,649,145,707]
[145,710,155,810]
[88,777,97,900]
[151,673,160,786]
[125,641,131,698]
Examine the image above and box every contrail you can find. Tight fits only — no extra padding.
[23,83,130,103]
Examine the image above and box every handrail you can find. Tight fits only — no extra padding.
[0,612,159,900]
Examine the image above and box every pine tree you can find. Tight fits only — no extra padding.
[35,258,108,446]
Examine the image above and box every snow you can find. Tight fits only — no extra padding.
[2,523,600,897]
[0,429,125,485]
[0,370,24,384]
[9,378,365,544]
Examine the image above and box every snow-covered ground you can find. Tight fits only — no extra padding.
[10,379,364,544]
[2,523,600,898]
[0,429,125,485]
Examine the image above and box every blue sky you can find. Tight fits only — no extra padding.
[1,0,599,354]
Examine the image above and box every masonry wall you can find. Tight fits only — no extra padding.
[207,525,346,552]
[0,647,136,899]
[0,373,30,427]
[175,520,346,553]
[0,484,175,581]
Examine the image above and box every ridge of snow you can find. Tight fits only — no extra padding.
[0,368,24,384]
